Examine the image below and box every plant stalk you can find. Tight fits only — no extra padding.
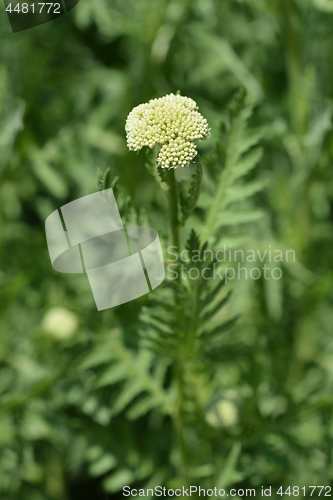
[167,168,180,250]
[166,168,192,489]
[173,362,191,489]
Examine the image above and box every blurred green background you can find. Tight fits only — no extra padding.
[1,0,333,499]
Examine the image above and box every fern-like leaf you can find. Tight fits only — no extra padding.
[180,158,203,224]
[78,332,175,419]
[202,92,264,242]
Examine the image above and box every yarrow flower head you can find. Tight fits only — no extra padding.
[125,93,210,169]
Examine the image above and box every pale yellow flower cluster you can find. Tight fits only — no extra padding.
[125,93,210,169]
[42,307,78,340]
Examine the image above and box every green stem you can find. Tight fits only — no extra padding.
[174,362,191,489]
[277,0,306,137]
[166,168,192,488]
[183,280,199,359]
[167,168,180,250]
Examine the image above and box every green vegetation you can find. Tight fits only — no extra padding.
[1,1,333,499]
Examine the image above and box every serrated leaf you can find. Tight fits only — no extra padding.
[201,278,227,308]
[180,159,203,224]
[104,167,111,189]
[202,95,262,242]
[141,314,174,334]
[229,129,262,167]
[97,168,104,191]
[230,147,263,182]
[157,165,168,183]
[186,229,201,253]
[200,291,233,322]
[201,315,240,340]
[225,178,267,203]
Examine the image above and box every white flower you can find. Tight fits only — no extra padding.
[125,93,210,169]
[41,307,78,340]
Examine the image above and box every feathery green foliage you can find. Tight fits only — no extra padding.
[1,0,333,498]
[201,92,265,243]
[180,159,203,225]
